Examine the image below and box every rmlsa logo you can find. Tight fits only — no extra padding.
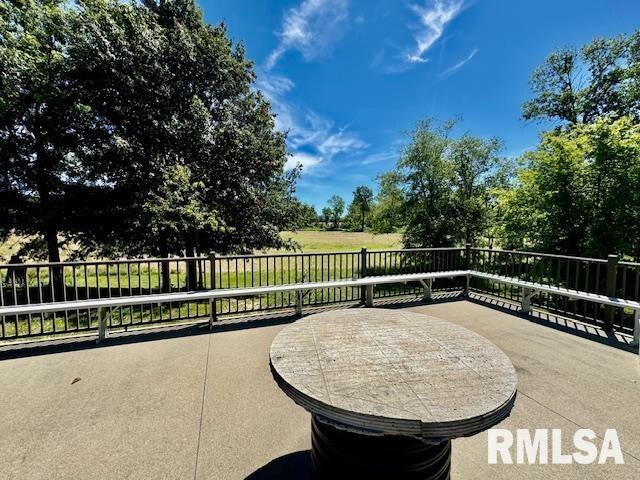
[488,429,624,465]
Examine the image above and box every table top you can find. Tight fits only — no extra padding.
[270,308,517,442]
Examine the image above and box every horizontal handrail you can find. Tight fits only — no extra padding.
[471,248,607,263]
[0,271,471,317]
[1,269,638,350]
[4,269,640,316]
[0,256,207,268]
[472,272,640,311]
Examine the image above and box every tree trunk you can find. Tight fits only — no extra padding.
[35,134,64,300]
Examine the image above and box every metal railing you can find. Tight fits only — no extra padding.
[0,248,465,340]
[469,248,636,334]
[2,245,637,342]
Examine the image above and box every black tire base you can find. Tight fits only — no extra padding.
[311,415,451,479]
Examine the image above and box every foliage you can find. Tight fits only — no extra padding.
[320,207,333,225]
[499,116,640,257]
[0,0,93,262]
[0,0,297,261]
[383,120,506,248]
[327,195,345,230]
[369,172,405,234]
[523,31,640,125]
[69,0,295,257]
[449,134,505,243]
[347,185,374,232]
[288,200,319,229]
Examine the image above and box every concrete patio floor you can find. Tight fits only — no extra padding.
[1,296,639,479]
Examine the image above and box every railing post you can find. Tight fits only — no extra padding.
[464,244,471,296]
[631,309,639,351]
[360,247,368,305]
[423,279,433,301]
[365,284,374,307]
[521,288,532,314]
[97,307,109,343]
[604,254,618,332]
[209,253,217,329]
[296,290,304,317]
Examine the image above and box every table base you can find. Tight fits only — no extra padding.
[311,415,451,479]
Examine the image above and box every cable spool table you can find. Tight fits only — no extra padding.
[269,308,518,479]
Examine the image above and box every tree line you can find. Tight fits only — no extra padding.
[303,30,640,259]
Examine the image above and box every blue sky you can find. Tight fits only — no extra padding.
[202,0,640,211]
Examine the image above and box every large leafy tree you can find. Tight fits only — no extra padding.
[523,31,640,126]
[504,30,640,258]
[390,120,506,247]
[369,172,405,234]
[0,0,95,263]
[449,135,503,244]
[327,195,345,230]
[69,0,295,258]
[500,117,640,257]
[349,185,373,232]
[1,0,298,268]
[397,121,455,247]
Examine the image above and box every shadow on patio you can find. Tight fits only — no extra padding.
[0,296,638,479]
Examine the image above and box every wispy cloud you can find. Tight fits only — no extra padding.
[256,72,367,173]
[285,152,323,170]
[360,150,398,165]
[440,47,478,77]
[372,1,465,75]
[406,0,464,64]
[266,0,350,69]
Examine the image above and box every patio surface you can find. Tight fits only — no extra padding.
[1,296,639,479]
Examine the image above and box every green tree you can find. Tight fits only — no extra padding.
[0,0,90,263]
[327,195,345,230]
[321,207,333,227]
[69,0,294,258]
[498,135,589,253]
[370,172,405,234]
[391,120,506,247]
[350,186,374,232]
[289,200,318,229]
[449,135,503,244]
[396,121,455,247]
[523,31,640,125]
[1,0,297,265]
[499,117,640,257]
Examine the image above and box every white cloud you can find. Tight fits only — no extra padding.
[440,47,478,77]
[318,127,368,157]
[256,71,367,172]
[266,0,350,69]
[285,152,323,170]
[406,0,464,64]
[361,150,398,165]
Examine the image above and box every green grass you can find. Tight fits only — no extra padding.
[278,230,403,252]
[1,230,414,339]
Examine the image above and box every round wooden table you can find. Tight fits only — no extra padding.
[269,308,517,479]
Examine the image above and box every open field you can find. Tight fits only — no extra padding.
[1,231,403,263]
[278,230,403,252]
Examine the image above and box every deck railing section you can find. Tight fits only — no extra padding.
[1,246,637,340]
[0,248,463,340]
[469,248,636,334]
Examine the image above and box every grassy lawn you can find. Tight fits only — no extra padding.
[278,230,403,252]
[1,230,404,263]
